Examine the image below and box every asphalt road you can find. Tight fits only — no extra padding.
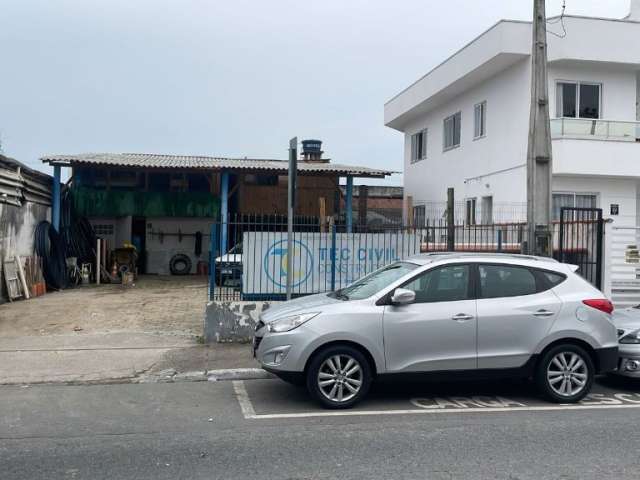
[2,377,640,480]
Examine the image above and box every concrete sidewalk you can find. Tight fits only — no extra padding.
[0,333,259,385]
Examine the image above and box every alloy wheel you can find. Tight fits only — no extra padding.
[317,354,363,403]
[546,351,588,398]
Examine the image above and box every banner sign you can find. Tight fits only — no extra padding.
[242,231,422,296]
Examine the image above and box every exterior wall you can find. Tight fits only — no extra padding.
[402,59,640,217]
[553,139,640,177]
[403,58,531,210]
[88,217,117,247]
[89,216,212,275]
[637,71,640,121]
[238,174,338,217]
[553,176,638,298]
[0,202,50,303]
[145,217,212,275]
[549,62,637,121]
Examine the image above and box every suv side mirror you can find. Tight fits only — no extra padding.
[391,288,415,305]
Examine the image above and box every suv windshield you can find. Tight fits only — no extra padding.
[331,262,418,301]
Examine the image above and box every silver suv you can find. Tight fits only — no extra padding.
[254,253,619,408]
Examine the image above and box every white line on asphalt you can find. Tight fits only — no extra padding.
[233,394,640,420]
[233,380,257,418]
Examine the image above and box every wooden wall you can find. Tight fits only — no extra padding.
[237,174,338,217]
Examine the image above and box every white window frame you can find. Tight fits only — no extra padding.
[410,128,428,164]
[474,101,487,139]
[443,112,462,151]
[552,191,599,220]
[481,196,493,224]
[555,81,603,119]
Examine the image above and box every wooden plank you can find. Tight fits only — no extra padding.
[15,255,30,300]
[319,197,326,233]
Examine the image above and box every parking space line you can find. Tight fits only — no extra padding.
[232,382,640,420]
[233,381,257,419]
[247,403,640,420]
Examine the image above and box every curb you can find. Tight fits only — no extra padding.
[0,368,276,387]
[207,368,275,382]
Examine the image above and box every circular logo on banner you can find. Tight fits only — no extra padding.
[264,239,314,288]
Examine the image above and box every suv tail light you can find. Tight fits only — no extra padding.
[582,299,614,314]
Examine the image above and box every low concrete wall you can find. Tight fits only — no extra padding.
[204,301,281,343]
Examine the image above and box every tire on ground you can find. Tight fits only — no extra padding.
[306,344,372,409]
[535,343,594,403]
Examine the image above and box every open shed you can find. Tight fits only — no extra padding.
[41,145,393,275]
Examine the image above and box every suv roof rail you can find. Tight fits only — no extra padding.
[412,252,558,263]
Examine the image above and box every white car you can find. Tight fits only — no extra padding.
[613,306,640,377]
[214,243,242,286]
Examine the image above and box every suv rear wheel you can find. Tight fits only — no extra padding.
[306,345,372,409]
[536,344,594,403]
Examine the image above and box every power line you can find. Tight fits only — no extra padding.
[547,0,567,38]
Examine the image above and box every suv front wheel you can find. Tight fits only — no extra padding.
[306,345,372,409]
[536,344,594,403]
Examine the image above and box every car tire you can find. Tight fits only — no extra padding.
[169,254,192,275]
[306,345,372,409]
[536,344,594,403]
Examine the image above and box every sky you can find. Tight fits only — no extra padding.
[0,0,632,185]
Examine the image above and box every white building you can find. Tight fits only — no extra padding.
[384,3,640,304]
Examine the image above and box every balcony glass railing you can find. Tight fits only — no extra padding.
[551,118,640,142]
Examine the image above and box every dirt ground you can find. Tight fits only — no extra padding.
[0,275,208,338]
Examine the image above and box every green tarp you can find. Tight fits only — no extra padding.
[72,186,219,218]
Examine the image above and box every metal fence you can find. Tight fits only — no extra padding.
[208,215,604,302]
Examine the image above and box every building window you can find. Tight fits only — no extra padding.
[410,129,428,163]
[93,224,114,236]
[481,196,493,224]
[465,198,476,225]
[413,205,426,227]
[556,82,601,119]
[552,192,597,220]
[474,101,487,139]
[443,112,461,151]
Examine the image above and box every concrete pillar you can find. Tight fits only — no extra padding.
[52,165,61,232]
[345,176,353,233]
[220,171,229,254]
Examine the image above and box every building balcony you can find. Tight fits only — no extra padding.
[551,118,640,177]
[551,118,640,142]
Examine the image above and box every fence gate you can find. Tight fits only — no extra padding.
[558,207,604,289]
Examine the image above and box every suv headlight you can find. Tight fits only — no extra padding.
[268,312,319,333]
[620,329,640,344]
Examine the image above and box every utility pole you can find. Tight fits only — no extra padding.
[526,0,553,256]
[286,137,297,300]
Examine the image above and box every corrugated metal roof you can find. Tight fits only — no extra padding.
[0,155,52,207]
[40,153,394,178]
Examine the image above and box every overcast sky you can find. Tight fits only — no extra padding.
[0,0,631,184]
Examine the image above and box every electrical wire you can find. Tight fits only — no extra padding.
[547,0,567,38]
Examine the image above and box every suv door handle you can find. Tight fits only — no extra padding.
[533,309,555,317]
[451,313,474,322]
